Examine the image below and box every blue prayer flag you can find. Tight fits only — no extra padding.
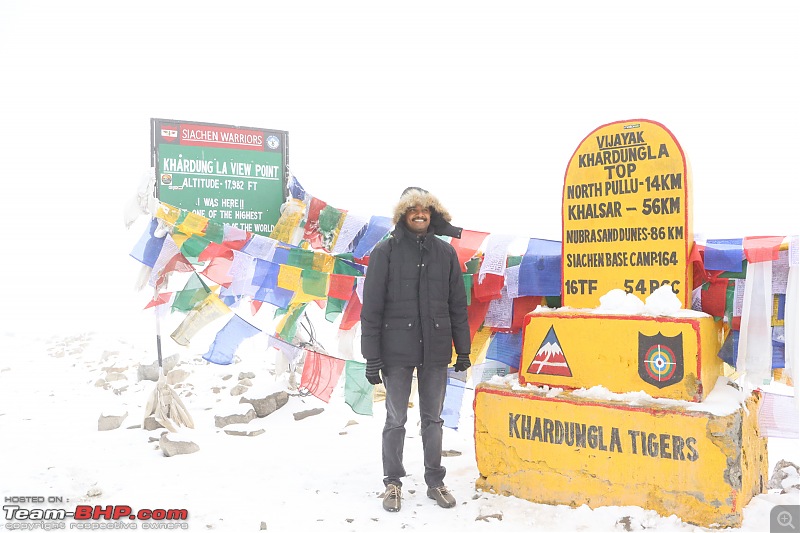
[253,259,294,308]
[772,339,785,369]
[129,218,165,268]
[442,373,467,430]
[485,331,523,368]
[518,238,562,296]
[705,239,743,272]
[353,216,392,258]
[202,314,262,365]
[288,175,308,202]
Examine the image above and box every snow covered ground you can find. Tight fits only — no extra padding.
[1,305,797,532]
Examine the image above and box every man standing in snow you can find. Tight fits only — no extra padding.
[360,187,472,512]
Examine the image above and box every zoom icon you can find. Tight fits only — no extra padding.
[772,505,800,532]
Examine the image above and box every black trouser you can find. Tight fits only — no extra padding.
[381,364,448,489]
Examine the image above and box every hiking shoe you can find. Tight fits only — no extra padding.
[427,485,456,508]
[382,484,401,512]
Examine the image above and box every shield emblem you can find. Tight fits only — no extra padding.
[638,332,683,388]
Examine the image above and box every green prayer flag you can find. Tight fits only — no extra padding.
[725,282,735,325]
[545,295,562,308]
[325,297,347,322]
[302,269,329,298]
[204,221,224,244]
[276,303,308,342]
[172,273,211,313]
[344,360,373,416]
[180,235,211,263]
[287,248,315,270]
[318,205,343,233]
[333,256,363,276]
[719,261,748,279]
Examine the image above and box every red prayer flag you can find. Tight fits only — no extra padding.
[199,242,234,262]
[304,197,328,250]
[451,230,488,272]
[701,277,729,318]
[742,236,785,263]
[688,242,708,289]
[328,274,355,301]
[144,292,173,309]
[223,237,251,251]
[300,350,346,403]
[511,296,544,332]
[339,290,363,331]
[467,299,491,342]
[201,256,234,287]
[473,273,504,302]
[156,253,195,289]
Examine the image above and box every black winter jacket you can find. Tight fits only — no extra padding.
[360,223,471,368]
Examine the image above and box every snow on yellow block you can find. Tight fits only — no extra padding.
[473,382,768,528]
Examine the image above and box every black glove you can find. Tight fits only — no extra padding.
[365,358,384,385]
[453,354,471,372]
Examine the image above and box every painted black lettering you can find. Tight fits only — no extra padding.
[672,435,685,460]
[509,413,520,438]
[610,427,622,453]
[554,420,564,444]
[564,422,575,446]
[686,437,699,461]
[543,418,554,443]
[532,417,543,441]
[575,424,587,448]
[520,414,531,440]
[628,430,640,454]
[647,433,658,457]
[659,434,671,459]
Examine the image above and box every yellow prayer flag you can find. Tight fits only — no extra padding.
[170,293,230,347]
[171,233,190,248]
[277,264,302,291]
[270,199,305,245]
[457,327,492,366]
[473,328,495,365]
[156,203,181,225]
[327,212,347,252]
[176,211,209,237]
[277,264,316,304]
[313,252,336,273]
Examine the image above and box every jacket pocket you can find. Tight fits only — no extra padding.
[430,315,453,355]
[381,317,418,358]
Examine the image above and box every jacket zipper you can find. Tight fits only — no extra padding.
[417,236,424,362]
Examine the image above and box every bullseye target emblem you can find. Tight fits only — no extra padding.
[643,344,677,382]
[638,332,683,388]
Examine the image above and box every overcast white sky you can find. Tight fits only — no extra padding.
[0,1,797,332]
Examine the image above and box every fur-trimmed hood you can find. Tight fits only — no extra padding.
[391,187,462,239]
[392,188,452,225]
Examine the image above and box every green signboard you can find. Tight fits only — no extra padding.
[151,118,289,236]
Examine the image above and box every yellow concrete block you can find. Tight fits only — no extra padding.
[520,311,724,402]
[474,383,768,528]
